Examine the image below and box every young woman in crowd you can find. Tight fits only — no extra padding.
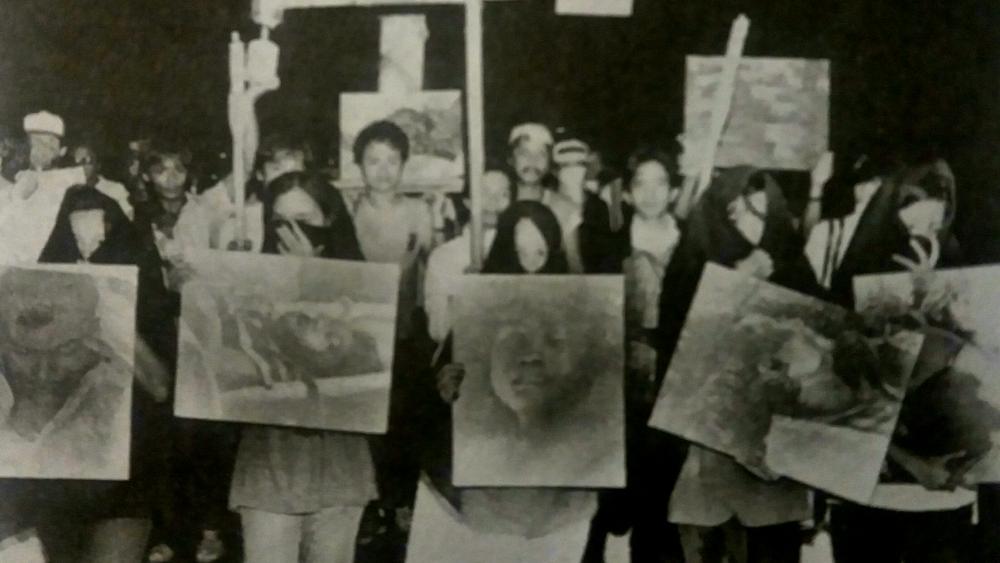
[655,166,820,563]
[228,171,376,563]
[0,184,173,563]
[405,200,597,563]
[822,157,980,563]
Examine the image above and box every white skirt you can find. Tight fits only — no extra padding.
[405,479,593,563]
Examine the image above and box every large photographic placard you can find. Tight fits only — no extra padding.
[452,275,625,487]
[650,264,921,502]
[175,250,399,434]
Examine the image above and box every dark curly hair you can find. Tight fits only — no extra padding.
[352,120,410,165]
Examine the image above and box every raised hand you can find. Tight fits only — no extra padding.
[436,363,466,403]
[892,235,940,273]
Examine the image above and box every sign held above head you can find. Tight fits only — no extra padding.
[555,0,633,18]
[252,0,516,29]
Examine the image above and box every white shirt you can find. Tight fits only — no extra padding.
[804,189,878,289]
[95,176,133,221]
[424,226,497,343]
[0,167,86,264]
[173,178,264,252]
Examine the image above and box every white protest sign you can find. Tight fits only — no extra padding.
[556,0,633,17]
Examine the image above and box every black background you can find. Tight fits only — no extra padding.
[1,0,997,257]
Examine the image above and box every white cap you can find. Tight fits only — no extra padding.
[508,123,553,149]
[23,111,65,138]
[553,138,590,166]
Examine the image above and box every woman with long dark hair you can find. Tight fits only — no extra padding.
[227,171,377,563]
[408,200,598,562]
[824,158,981,563]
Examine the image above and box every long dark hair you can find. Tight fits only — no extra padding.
[39,184,137,264]
[260,171,363,261]
[483,201,568,274]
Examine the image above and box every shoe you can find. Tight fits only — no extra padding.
[196,530,225,563]
[148,544,175,563]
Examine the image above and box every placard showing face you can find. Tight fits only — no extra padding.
[0,264,136,480]
[452,275,625,488]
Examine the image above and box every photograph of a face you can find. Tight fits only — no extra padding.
[684,56,829,171]
[174,250,399,434]
[338,91,465,192]
[0,264,136,479]
[649,264,922,502]
[855,266,1000,486]
[452,275,625,488]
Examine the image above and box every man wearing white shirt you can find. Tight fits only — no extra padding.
[424,170,511,343]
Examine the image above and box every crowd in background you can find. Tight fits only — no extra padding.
[0,106,997,563]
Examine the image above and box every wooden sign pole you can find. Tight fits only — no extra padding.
[464,0,486,269]
[695,14,750,201]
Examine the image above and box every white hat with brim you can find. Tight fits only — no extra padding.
[23,111,65,138]
[508,123,553,150]
[553,138,590,167]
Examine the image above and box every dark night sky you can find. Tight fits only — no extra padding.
[1,0,998,254]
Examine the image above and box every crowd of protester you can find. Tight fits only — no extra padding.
[0,107,996,563]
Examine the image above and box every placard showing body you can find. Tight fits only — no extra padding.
[174,250,399,434]
[684,56,829,171]
[0,264,137,479]
[650,264,921,502]
[855,266,1000,491]
[452,275,625,487]
[338,91,465,192]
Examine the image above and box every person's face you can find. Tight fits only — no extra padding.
[273,186,325,227]
[898,196,946,239]
[147,155,188,201]
[630,160,672,219]
[490,319,573,415]
[28,132,62,171]
[262,149,306,185]
[361,141,405,193]
[514,218,549,273]
[510,141,551,186]
[72,146,99,185]
[728,190,768,245]
[557,164,587,193]
[69,209,106,260]
[482,171,512,229]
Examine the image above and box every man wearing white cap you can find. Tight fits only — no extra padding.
[0,111,84,262]
[507,123,584,272]
[23,110,66,172]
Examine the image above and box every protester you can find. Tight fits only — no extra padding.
[407,201,596,563]
[351,120,434,341]
[173,132,308,253]
[0,184,173,563]
[507,123,585,272]
[823,158,978,563]
[553,135,620,273]
[424,169,513,343]
[24,111,66,172]
[72,142,133,220]
[219,171,376,563]
[655,166,819,563]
